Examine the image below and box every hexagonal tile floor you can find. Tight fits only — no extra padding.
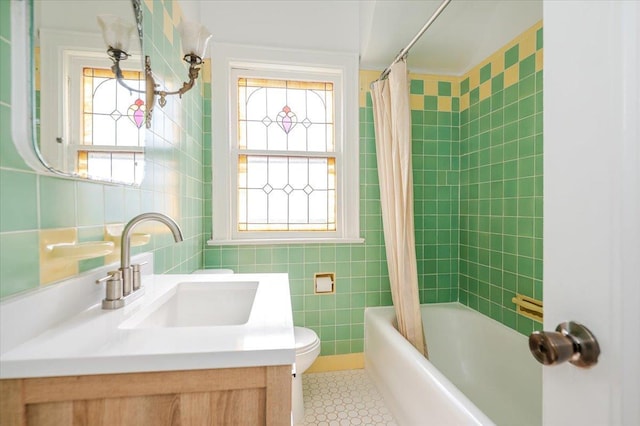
[301,369,397,425]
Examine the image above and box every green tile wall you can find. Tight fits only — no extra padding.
[458,25,544,335]
[410,79,460,305]
[0,0,204,298]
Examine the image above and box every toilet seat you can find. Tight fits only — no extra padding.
[294,326,320,355]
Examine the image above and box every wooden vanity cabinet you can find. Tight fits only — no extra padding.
[0,365,291,426]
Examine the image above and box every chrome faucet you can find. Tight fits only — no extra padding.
[97,212,184,309]
[120,212,184,295]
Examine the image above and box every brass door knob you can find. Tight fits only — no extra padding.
[529,321,600,368]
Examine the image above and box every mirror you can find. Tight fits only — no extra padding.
[13,0,145,185]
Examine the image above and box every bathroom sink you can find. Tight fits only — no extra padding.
[122,281,259,328]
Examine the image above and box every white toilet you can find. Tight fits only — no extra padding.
[292,326,321,424]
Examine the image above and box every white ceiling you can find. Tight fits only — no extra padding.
[359,0,542,75]
[189,0,542,77]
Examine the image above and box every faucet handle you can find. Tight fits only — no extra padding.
[96,270,122,285]
[96,271,124,308]
[132,262,149,291]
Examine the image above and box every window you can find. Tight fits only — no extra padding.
[38,29,145,185]
[210,43,361,244]
[75,66,145,184]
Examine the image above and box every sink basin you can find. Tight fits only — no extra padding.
[122,281,258,328]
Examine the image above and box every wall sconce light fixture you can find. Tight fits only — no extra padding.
[98,15,212,129]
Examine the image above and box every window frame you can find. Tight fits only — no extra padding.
[38,29,144,184]
[209,43,362,245]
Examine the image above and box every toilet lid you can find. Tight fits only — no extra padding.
[294,326,320,353]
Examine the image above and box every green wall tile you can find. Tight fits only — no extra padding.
[0,0,10,41]
[0,231,40,297]
[1,105,29,171]
[536,28,543,50]
[76,181,105,227]
[438,81,451,96]
[39,176,76,228]
[480,63,492,84]
[424,96,438,111]
[505,44,520,69]
[410,79,424,95]
[0,39,10,106]
[0,169,38,231]
[461,77,470,95]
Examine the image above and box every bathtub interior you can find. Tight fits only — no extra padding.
[424,303,542,426]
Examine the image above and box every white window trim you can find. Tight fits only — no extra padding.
[209,42,362,245]
[39,28,143,177]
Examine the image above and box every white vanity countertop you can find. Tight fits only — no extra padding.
[0,272,295,379]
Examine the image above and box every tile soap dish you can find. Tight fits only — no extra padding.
[45,241,115,259]
[39,229,115,285]
[104,224,152,264]
[105,225,151,247]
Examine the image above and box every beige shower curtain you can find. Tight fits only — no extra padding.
[371,59,428,357]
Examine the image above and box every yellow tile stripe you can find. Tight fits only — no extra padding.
[202,59,211,84]
[479,81,491,102]
[172,0,182,27]
[536,49,544,72]
[460,93,469,111]
[462,20,542,94]
[410,94,423,110]
[358,21,542,111]
[504,63,519,88]
[307,353,365,373]
[438,96,452,112]
[359,70,381,108]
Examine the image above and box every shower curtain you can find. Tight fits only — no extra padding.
[371,59,428,357]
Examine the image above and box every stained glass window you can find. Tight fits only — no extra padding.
[236,77,336,232]
[77,67,145,183]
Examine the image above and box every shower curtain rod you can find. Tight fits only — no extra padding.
[375,0,452,82]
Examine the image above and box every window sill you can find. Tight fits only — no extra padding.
[207,237,365,246]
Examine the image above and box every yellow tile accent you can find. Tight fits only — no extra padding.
[460,20,542,90]
[490,50,505,76]
[451,81,460,97]
[519,33,536,59]
[39,228,80,285]
[172,0,182,27]
[202,59,211,84]
[438,96,452,112]
[504,63,520,88]
[34,47,41,91]
[163,9,173,45]
[536,49,544,72]
[424,80,439,96]
[306,353,364,373]
[411,94,424,110]
[479,81,491,101]
[469,71,480,92]
[460,93,470,111]
[359,70,381,107]
[144,0,153,12]
[104,224,151,265]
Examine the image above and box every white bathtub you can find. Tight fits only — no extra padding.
[365,303,541,426]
